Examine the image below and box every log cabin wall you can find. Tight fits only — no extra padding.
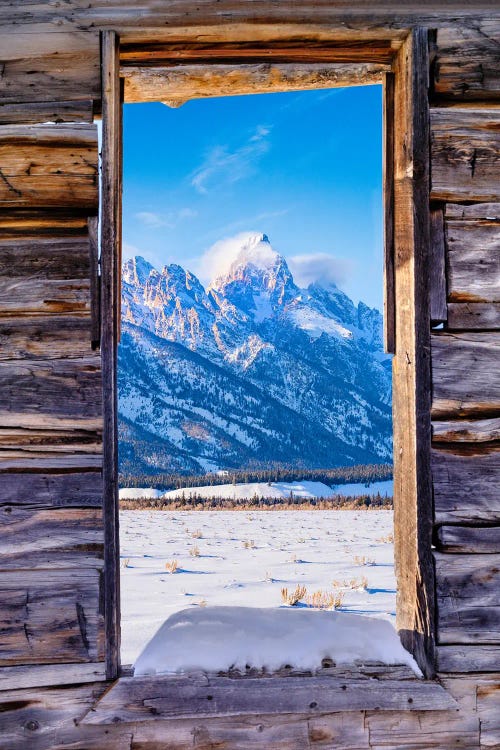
[0,4,499,748]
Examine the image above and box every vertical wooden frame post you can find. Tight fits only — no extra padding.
[101,29,122,680]
[392,28,435,677]
[383,72,396,355]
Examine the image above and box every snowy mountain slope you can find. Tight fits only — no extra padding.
[119,233,392,476]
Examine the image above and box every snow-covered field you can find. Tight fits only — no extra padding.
[119,479,393,502]
[120,509,396,666]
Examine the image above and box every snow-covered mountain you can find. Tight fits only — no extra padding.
[118,233,392,476]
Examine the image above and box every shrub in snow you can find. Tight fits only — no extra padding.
[305,589,344,610]
[165,559,179,573]
[281,585,307,606]
[189,546,200,557]
[133,606,422,677]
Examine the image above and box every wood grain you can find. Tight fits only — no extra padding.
[0,507,104,570]
[101,29,122,681]
[445,202,500,220]
[0,317,94,360]
[383,72,395,354]
[429,206,447,323]
[122,61,388,105]
[391,28,435,678]
[82,673,456,725]
[0,236,91,279]
[0,472,103,509]
[0,569,104,665]
[436,525,500,554]
[432,445,500,523]
[0,124,98,209]
[0,661,106,691]
[432,417,500,443]
[431,332,500,418]
[0,100,94,126]
[430,108,500,202]
[435,552,500,644]
[437,645,500,673]
[447,302,500,331]
[432,21,500,101]
[0,32,100,105]
[446,219,500,303]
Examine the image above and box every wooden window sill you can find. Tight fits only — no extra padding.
[81,665,457,725]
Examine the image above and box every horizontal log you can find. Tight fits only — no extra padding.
[0,453,103,472]
[445,202,500,220]
[0,569,104,665]
[446,219,500,303]
[0,507,103,569]
[0,427,102,451]
[431,332,500,418]
[447,302,500,331]
[0,472,103,508]
[0,317,94,360]
[0,279,90,316]
[436,526,500,553]
[0,236,90,278]
[0,100,94,126]
[0,124,98,209]
[432,445,500,523]
[432,22,500,101]
[432,417,500,442]
[0,212,89,238]
[430,108,500,202]
[0,32,100,105]
[122,61,388,104]
[83,673,456,725]
[437,645,500,673]
[0,661,106,691]
[435,552,500,644]
[0,356,102,423]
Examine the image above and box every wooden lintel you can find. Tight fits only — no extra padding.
[121,62,389,105]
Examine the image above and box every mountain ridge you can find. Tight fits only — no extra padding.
[118,233,392,476]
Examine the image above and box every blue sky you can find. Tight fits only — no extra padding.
[123,84,383,309]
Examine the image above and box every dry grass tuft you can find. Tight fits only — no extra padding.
[122,557,131,569]
[190,529,203,539]
[376,533,394,544]
[353,555,375,566]
[165,559,179,574]
[189,545,200,557]
[281,584,307,606]
[305,589,344,610]
[242,539,256,549]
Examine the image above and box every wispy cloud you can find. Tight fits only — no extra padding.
[122,241,162,269]
[135,207,197,229]
[190,125,272,195]
[288,252,355,289]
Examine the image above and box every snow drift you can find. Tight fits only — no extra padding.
[133,606,421,677]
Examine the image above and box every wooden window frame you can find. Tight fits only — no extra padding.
[93,25,443,721]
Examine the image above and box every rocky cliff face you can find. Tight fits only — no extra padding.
[118,233,392,476]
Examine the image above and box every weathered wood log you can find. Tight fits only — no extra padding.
[431,332,500,418]
[391,28,435,679]
[445,202,500,220]
[436,526,500,554]
[0,278,91,316]
[0,124,98,209]
[0,32,100,104]
[0,570,104,665]
[432,417,500,443]
[0,472,102,508]
[0,356,102,423]
[0,100,94,126]
[445,219,500,303]
[435,552,500,644]
[101,29,122,682]
[0,236,90,278]
[429,206,447,323]
[430,108,500,203]
[0,661,107,691]
[0,212,89,238]
[0,317,94,360]
[0,427,102,451]
[477,682,500,749]
[383,72,395,354]
[0,453,103,472]
[432,21,500,101]
[122,61,388,105]
[432,445,500,523]
[0,507,103,570]
[88,217,101,350]
[447,302,500,331]
[82,673,457,725]
[437,646,500,673]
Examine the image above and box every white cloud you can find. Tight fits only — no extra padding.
[135,208,197,229]
[193,232,266,284]
[288,253,354,289]
[190,125,271,194]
